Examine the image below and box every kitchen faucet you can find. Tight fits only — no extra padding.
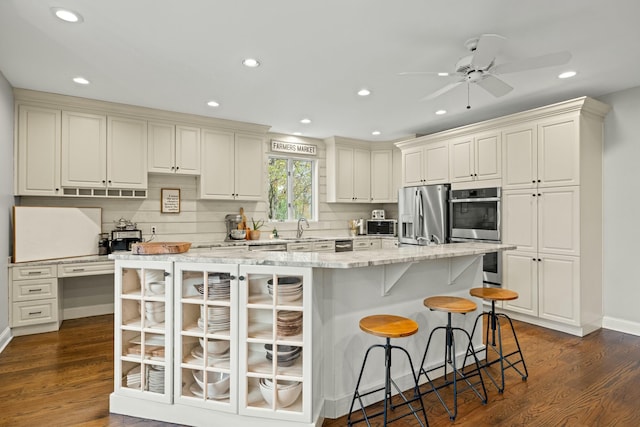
[297,217,309,238]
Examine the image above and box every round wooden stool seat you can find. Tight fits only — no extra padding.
[359,314,419,339]
[423,296,477,314]
[470,287,519,302]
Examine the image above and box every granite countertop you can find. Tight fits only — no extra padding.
[192,235,395,249]
[109,242,516,269]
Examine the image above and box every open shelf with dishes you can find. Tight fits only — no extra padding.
[238,266,312,422]
[114,261,173,403]
[174,263,238,412]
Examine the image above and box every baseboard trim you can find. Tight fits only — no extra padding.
[0,326,12,354]
[63,303,114,320]
[602,316,640,336]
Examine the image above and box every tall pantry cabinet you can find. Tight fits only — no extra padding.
[501,98,610,336]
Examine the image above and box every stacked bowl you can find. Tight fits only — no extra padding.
[264,344,301,367]
[276,310,303,337]
[142,301,165,324]
[191,370,230,399]
[267,276,302,303]
[258,378,302,408]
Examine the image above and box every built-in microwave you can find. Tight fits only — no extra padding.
[366,219,397,236]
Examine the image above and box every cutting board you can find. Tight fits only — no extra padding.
[13,206,102,263]
[130,242,191,255]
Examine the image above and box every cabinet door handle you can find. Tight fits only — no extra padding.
[27,271,43,275]
[28,288,43,292]
[72,268,85,272]
[238,275,245,281]
[28,311,42,316]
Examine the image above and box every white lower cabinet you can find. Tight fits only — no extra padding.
[114,260,173,403]
[114,260,315,424]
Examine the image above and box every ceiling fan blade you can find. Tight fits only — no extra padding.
[420,80,464,101]
[492,51,572,74]
[471,34,506,70]
[476,74,513,97]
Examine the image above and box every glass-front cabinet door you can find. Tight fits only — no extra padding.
[174,262,238,413]
[238,265,313,423]
[114,260,173,403]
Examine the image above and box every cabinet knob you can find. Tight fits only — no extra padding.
[538,258,542,262]
[163,271,170,277]
[532,194,536,197]
[102,180,106,184]
[229,275,236,280]
[532,180,536,183]
[538,193,541,196]
[238,275,245,281]
[538,179,541,183]
[55,188,59,192]
[171,166,175,170]
[176,166,180,170]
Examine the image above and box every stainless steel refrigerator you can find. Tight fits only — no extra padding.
[398,184,451,245]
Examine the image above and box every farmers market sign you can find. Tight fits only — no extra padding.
[271,140,317,156]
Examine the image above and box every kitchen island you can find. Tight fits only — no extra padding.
[109,242,514,427]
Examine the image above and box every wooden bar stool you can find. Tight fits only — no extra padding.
[347,314,429,427]
[418,296,487,421]
[465,287,528,393]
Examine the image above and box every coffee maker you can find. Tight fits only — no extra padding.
[111,229,142,251]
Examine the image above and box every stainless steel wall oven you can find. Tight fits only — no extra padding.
[449,187,502,286]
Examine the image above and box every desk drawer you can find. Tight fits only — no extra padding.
[12,265,57,280]
[58,261,114,277]
[12,277,58,302]
[13,300,58,326]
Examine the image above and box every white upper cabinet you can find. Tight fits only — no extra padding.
[449,131,501,185]
[502,116,579,190]
[199,130,263,200]
[148,122,200,175]
[16,105,61,196]
[61,112,147,190]
[370,149,394,202]
[61,111,108,188]
[326,138,371,203]
[107,116,148,189]
[400,140,449,187]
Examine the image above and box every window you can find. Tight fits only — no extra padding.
[268,156,315,221]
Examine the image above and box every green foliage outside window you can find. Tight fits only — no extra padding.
[268,157,314,221]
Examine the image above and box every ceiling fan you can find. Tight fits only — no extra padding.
[400,34,572,103]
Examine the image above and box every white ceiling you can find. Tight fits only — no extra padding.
[1,0,639,141]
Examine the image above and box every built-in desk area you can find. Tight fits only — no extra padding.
[8,256,114,336]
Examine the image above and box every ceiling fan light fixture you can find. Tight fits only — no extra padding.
[558,70,577,79]
[52,8,83,23]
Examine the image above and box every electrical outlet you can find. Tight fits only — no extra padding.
[151,226,157,234]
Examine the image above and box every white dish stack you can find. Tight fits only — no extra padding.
[267,276,302,303]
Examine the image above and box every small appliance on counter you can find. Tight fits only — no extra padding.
[366,219,397,236]
[371,209,385,219]
[111,229,142,251]
[225,213,244,241]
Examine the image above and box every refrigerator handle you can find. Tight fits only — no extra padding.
[416,189,424,240]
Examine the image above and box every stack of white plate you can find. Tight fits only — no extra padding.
[191,345,231,365]
[125,365,141,388]
[277,310,303,337]
[267,277,302,303]
[147,365,165,393]
[197,306,230,332]
[264,344,301,367]
[194,274,231,300]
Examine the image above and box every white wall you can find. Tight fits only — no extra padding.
[0,71,14,350]
[600,86,640,335]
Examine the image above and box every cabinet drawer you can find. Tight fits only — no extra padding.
[13,300,58,326]
[312,241,335,252]
[12,265,57,280]
[287,243,313,252]
[57,261,114,277]
[353,240,372,250]
[12,277,58,302]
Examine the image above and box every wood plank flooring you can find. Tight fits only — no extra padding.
[1,315,639,426]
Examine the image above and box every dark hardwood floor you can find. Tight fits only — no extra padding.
[1,314,639,426]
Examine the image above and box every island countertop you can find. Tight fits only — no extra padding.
[109,241,515,269]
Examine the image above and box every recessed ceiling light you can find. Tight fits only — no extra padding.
[357,89,371,96]
[558,71,577,79]
[242,58,260,68]
[435,109,447,115]
[371,131,381,136]
[300,118,311,124]
[207,100,220,107]
[72,76,90,85]
[293,132,302,136]
[437,72,450,77]
[52,8,83,23]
